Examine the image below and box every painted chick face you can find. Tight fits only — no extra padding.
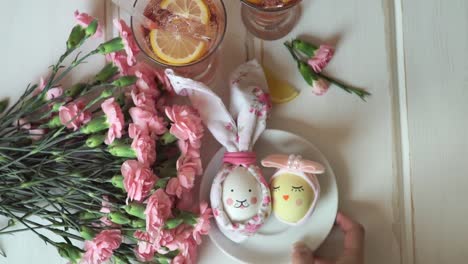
[271,173,315,223]
[222,167,261,222]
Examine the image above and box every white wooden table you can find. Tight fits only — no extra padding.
[1,0,467,263]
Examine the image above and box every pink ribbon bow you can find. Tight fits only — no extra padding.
[261,154,325,174]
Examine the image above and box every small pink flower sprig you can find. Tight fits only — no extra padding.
[284,39,371,101]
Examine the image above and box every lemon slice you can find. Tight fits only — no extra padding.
[149,29,206,65]
[160,0,210,25]
[264,66,299,104]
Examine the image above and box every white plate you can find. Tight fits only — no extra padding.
[200,129,338,264]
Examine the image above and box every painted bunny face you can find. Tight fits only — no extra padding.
[222,167,261,222]
[271,173,314,223]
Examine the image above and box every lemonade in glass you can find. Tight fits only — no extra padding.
[131,0,226,83]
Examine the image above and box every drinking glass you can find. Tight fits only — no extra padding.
[131,0,227,84]
[240,0,302,40]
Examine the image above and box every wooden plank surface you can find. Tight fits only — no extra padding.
[256,0,402,263]
[402,0,468,263]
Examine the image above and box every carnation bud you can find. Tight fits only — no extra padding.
[156,177,170,189]
[100,88,114,99]
[86,134,105,148]
[112,256,130,264]
[161,132,177,145]
[84,19,98,38]
[130,219,146,228]
[66,25,86,50]
[107,144,136,158]
[111,76,137,87]
[292,39,318,58]
[47,115,62,128]
[52,101,65,112]
[0,98,9,114]
[298,61,316,86]
[180,211,198,226]
[80,116,108,134]
[109,212,131,225]
[78,211,101,220]
[111,175,125,189]
[156,256,171,264]
[80,226,96,240]
[97,37,124,54]
[95,63,118,83]
[124,203,146,220]
[65,83,86,98]
[164,218,184,229]
[56,242,82,263]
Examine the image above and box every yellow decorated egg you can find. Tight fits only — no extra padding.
[271,173,315,224]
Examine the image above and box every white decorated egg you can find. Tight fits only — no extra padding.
[222,167,261,222]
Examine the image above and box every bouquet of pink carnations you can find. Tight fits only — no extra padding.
[0,11,210,264]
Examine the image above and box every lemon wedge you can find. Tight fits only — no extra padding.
[149,29,207,65]
[160,0,210,25]
[264,66,299,104]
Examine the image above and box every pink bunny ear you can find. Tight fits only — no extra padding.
[261,154,325,174]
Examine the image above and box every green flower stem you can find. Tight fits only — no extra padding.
[318,73,371,101]
[52,49,99,87]
[285,41,371,101]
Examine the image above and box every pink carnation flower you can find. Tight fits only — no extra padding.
[14,118,31,130]
[176,158,197,189]
[131,88,157,112]
[29,128,46,141]
[133,230,155,262]
[74,10,103,38]
[114,19,139,66]
[192,202,212,244]
[32,77,63,100]
[99,195,112,214]
[307,45,335,73]
[101,98,124,145]
[59,101,91,131]
[105,51,130,75]
[165,105,204,148]
[311,79,330,96]
[131,133,156,166]
[173,237,198,264]
[46,87,63,100]
[129,107,167,137]
[121,160,157,202]
[81,229,122,264]
[166,177,184,198]
[145,189,173,234]
[176,190,195,212]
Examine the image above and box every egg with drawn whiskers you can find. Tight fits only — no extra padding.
[222,167,261,222]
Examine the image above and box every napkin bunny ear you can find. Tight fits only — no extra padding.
[261,154,325,174]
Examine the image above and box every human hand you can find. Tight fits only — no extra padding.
[291,212,365,264]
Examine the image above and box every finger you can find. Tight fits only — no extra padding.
[335,212,365,252]
[291,242,315,264]
[314,256,335,264]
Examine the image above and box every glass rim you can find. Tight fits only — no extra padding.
[130,0,227,69]
[240,0,301,13]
